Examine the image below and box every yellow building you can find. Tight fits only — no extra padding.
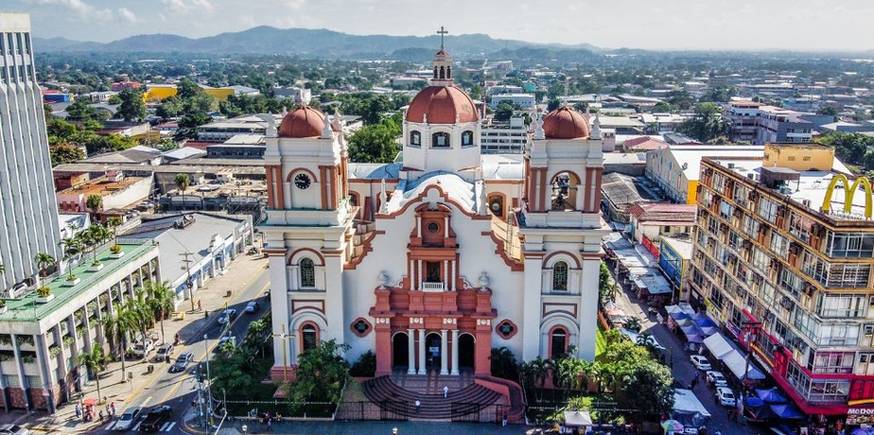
[763,143,835,172]
[202,87,234,102]
[143,84,236,102]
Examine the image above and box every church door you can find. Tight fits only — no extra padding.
[458,333,475,372]
[425,333,442,372]
[392,332,409,369]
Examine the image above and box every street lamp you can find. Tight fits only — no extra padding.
[203,333,213,427]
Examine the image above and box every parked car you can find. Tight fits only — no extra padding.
[169,352,193,373]
[0,424,29,435]
[706,370,728,387]
[217,308,237,325]
[130,339,155,359]
[690,355,712,371]
[154,343,174,362]
[642,335,666,352]
[114,406,142,431]
[715,387,737,407]
[139,405,172,432]
[244,301,259,313]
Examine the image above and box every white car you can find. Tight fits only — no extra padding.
[113,406,142,431]
[244,301,259,313]
[706,370,728,387]
[690,355,712,371]
[715,387,737,407]
[644,335,666,351]
[130,339,154,358]
[217,308,237,325]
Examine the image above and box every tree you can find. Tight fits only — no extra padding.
[33,252,55,279]
[493,101,516,122]
[286,340,350,405]
[490,347,519,381]
[78,344,107,400]
[816,132,874,171]
[615,360,675,420]
[175,173,190,194]
[547,98,561,112]
[144,280,175,344]
[156,96,184,119]
[50,143,85,166]
[116,88,147,122]
[347,116,401,163]
[85,193,103,218]
[59,237,83,281]
[817,106,838,117]
[652,101,673,113]
[677,102,728,142]
[66,99,97,123]
[599,262,616,306]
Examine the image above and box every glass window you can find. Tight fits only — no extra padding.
[299,258,315,288]
[301,325,317,352]
[461,130,474,146]
[409,130,421,147]
[432,132,450,148]
[552,261,568,291]
[757,197,779,223]
[550,328,567,359]
[826,232,874,258]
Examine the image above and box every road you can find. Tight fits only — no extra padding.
[95,267,269,434]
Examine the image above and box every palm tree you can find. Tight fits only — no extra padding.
[144,281,175,344]
[85,194,103,219]
[175,173,190,195]
[78,344,106,400]
[33,252,55,279]
[59,238,83,280]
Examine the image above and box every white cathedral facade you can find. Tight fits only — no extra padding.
[260,44,608,381]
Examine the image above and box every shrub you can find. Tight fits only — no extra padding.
[0,299,5,308]
[110,244,122,254]
[349,350,376,377]
[36,286,52,298]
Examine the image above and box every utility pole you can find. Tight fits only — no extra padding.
[203,334,213,427]
[179,251,196,311]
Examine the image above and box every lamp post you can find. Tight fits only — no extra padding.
[203,333,213,427]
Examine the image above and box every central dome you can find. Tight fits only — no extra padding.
[543,106,590,140]
[405,85,479,124]
[278,106,325,138]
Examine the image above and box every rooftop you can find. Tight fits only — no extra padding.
[0,241,155,323]
[58,175,148,197]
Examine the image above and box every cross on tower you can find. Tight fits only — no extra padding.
[437,26,448,50]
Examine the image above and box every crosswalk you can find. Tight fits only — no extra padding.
[102,419,177,432]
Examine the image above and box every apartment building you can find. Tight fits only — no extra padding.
[687,143,874,420]
[480,116,529,154]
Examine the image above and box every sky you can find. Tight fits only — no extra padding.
[5,0,874,51]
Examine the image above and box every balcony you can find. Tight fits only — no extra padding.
[421,281,446,292]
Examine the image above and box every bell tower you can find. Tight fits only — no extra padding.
[431,26,453,85]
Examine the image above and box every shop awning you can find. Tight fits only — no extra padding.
[673,388,711,418]
[563,410,592,426]
[722,350,766,381]
[703,333,734,359]
[769,403,804,420]
[754,387,788,404]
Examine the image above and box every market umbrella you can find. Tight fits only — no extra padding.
[82,398,97,406]
[769,403,804,420]
[755,387,788,404]
[661,419,684,433]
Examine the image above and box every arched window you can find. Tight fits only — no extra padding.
[432,132,450,148]
[446,66,451,79]
[409,130,421,147]
[299,258,315,288]
[439,66,445,79]
[552,261,568,291]
[550,327,568,359]
[301,324,318,353]
[433,66,438,80]
[461,130,474,146]
[488,195,504,219]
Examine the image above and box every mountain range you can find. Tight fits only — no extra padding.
[33,26,600,60]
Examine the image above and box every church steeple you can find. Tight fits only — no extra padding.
[431,26,453,86]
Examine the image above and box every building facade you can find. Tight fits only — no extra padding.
[261,45,607,383]
[686,146,874,419]
[0,14,62,296]
[0,241,159,413]
[480,117,529,154]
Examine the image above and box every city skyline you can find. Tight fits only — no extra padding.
[8,0,874,52]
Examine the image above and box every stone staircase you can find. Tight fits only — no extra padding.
[362,374,502,421]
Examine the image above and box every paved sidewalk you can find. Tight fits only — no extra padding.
[23,253,269,433]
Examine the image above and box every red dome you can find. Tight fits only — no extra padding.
[405,85,479,124]
[543,106,589,139]
[278,106,325,138]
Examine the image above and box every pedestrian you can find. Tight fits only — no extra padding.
[443,385,448,398]
[198,300,202,312]
[111,401,116,416]
[105,404,111,417]
[98,409,104,421]
[690,376,698,389]
[415,399,421,413]
[74,403,81,420]
[502,414,508,427]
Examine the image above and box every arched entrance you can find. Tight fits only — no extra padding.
[392,332,409,369]
[550,171,581,211]
[457,333,475,372]
[425,332,442,372]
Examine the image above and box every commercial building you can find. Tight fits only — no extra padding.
[645,145,765,204]
[488,93,536,110]
[727,100,763,143]
[627,202,696,246]
[0,13,63,297]
[480,116,529,154]
[755,106,815,145]
[686,143,874,421]
[196,116,267,142]
[123,213,252,307]
[272,86,312,104]
[0,241,159,413]
[658,235,692,301]
[55,172,153,215]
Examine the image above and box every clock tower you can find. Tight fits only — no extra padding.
[260,106,354,380]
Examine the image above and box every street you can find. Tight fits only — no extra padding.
[20,254,270,434]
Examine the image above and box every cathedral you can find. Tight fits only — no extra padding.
[260,41,608,382]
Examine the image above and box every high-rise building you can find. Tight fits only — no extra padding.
[686,143,874,419]
[0,13,62,296]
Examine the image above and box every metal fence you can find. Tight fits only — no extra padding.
[225,400,506,423]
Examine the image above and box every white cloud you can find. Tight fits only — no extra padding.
[161,0,215,14]
[118,7,137,23]
[25,0,91,15]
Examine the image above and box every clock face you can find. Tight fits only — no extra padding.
[294,173,311,190]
